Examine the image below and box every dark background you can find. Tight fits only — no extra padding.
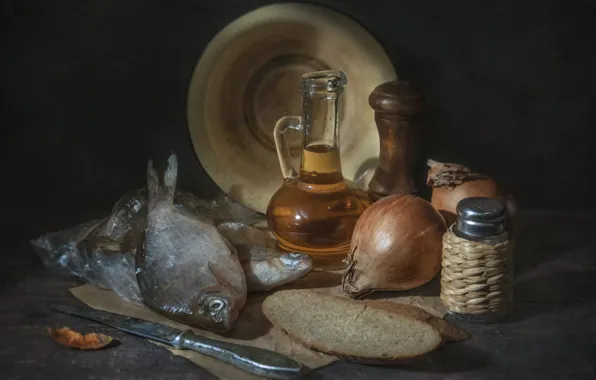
[2,3,596,379]
[2,0,596,243]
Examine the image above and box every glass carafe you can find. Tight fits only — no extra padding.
[266,70,372,267]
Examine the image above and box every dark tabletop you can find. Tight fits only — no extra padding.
[1,211,596,380]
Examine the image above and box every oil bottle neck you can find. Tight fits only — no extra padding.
[301,90,342,150]
[298,70,346,182]
[299,90,344,183]
[299,70,346,152]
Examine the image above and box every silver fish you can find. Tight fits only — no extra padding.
[234,244,313,292]
[97,188,213,252]
[136,153,247,332]
[99,188,148,251]
[175,191,264,226]
[216,222,312,292]
[216,221,274,249]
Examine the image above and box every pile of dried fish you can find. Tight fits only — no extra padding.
[31,152,313,332]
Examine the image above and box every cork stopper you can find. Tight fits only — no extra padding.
[368,80,423,117]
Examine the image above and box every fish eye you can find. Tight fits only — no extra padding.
[209,299,226,312]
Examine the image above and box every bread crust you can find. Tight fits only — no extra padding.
[263,291,451,363]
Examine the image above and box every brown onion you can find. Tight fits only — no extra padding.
[342,194,447,299]
[426,159,517,227]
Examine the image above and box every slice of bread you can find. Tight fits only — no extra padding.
[262,290,445,363]
[361,300,470,342]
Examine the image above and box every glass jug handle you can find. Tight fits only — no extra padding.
[273,116,303,179]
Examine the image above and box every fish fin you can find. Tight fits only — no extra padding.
[147,159,159,202]
[163,151,177,201]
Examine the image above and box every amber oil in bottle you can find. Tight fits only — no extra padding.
[266,71,372,267]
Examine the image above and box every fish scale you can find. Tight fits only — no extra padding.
[136,152,247,333]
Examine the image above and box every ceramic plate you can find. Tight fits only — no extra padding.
[187,3,397,213]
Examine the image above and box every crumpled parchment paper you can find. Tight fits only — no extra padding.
[70,269,445,380]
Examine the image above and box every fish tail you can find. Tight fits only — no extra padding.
[146,151,177,205]
[163,151,178,199]
[147,159,159,202]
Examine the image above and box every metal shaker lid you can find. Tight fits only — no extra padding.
[454,197,507,239]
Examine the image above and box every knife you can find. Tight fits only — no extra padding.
[48,301,304,379]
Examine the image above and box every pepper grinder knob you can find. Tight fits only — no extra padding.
[367,80,423,200]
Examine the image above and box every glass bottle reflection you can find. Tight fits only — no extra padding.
[266,70,372,267]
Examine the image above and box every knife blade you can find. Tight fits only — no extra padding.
[48,301,304,379]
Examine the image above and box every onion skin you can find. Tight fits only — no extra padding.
[426,159,517,229]
[431,179,501,226]
[342,194,447,299]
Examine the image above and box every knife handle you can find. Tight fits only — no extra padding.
[172,330,304,379]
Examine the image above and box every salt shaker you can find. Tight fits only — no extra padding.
[440,197,513,323]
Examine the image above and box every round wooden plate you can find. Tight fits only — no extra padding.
[187,3,397,213]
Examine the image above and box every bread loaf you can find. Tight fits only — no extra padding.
[263,290,467,363]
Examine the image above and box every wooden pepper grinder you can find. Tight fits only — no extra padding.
[367,80,423,201]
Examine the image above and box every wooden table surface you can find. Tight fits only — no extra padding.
[2,211,595,380]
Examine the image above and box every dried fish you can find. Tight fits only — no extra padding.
[235,245,313,292]
[217,221,276,249]
[94,188,244,253]
[176,191,264,225]
[91,235,128,253]
[48,327,113,350]
[95,189,262,251]
[31,219,104,281]
[98,188,148,251]
[216,222,312,291]
[136,153,247,332]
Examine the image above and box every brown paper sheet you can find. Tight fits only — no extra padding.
[70,269,445,380]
